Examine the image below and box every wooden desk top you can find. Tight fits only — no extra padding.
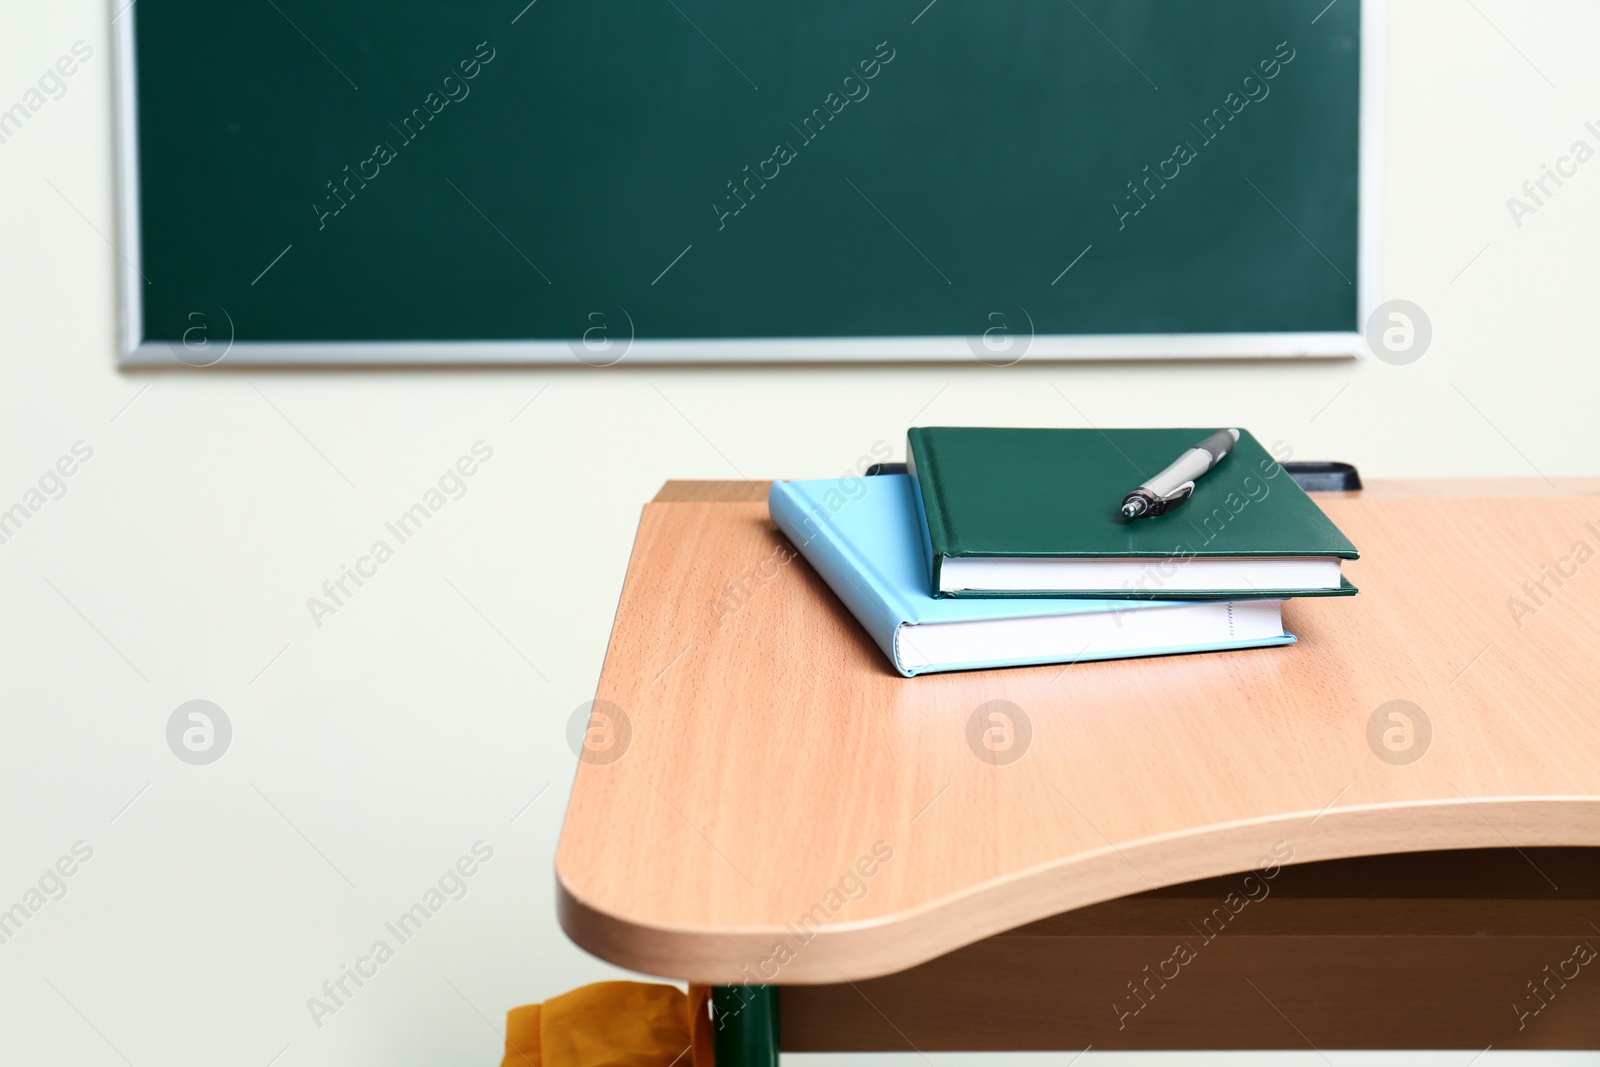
[556,479,1600,983]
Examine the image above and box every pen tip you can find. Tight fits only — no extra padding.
[1121,499,1145,519]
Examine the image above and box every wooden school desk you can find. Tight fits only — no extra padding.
[556,478,1600,1061]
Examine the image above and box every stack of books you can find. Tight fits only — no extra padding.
[768,427,1360,677]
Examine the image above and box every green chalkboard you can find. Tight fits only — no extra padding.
[127,0,1362,358]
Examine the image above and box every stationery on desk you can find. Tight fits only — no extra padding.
[769,426,1360,676]
[905,426,1360,597]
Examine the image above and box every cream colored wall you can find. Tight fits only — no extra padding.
[3,1,1598,1065]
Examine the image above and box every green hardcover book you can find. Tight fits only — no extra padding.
[905,427,1359,599]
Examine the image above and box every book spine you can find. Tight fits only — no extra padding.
[768,481,914,675]
[904,429,943,597]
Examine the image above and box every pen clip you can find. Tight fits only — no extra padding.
[1147,481,1194,515]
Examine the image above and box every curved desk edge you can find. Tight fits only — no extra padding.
[557,796,1600,984]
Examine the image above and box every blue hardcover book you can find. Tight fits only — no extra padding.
[769,475,1296,677]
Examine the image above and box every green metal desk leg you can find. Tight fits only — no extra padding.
[711,984,778,1066]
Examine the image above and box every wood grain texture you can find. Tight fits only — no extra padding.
[784,936,1600,1050]
[995,847,1600,937]
[557,487,1600,983]
[653,480,770,502]
[783,848,1600,1050]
